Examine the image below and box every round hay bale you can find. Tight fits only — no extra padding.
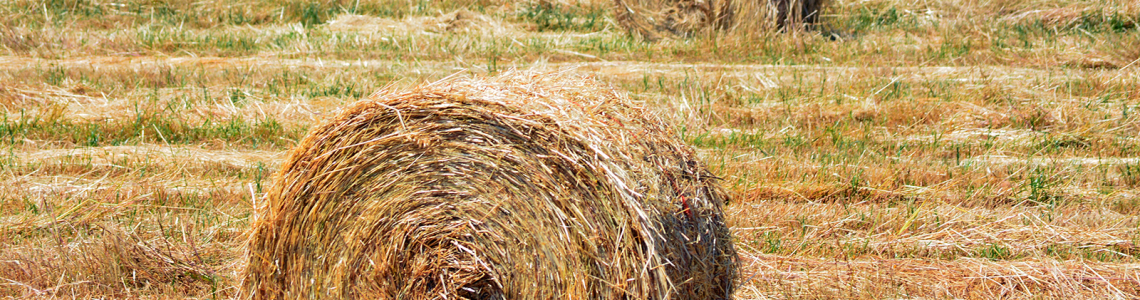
[614,0,828,39]
[243,72,737,299]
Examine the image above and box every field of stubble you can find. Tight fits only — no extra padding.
[1,0,1138,298]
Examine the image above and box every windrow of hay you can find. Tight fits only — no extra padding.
[739,253,1140,298]
[243,71,738,299]
[614,0,829,40]
[327,9,520,35]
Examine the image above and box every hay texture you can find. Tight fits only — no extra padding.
[243,72,738,299]
[615,0,828,40]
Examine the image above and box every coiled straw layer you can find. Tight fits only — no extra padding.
[243,72,737,299]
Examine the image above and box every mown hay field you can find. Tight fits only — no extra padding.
[1,0,1138,298]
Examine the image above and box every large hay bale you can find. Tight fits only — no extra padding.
[614,0,828,39]
[243,72,738,299]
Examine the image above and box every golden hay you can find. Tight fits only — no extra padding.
[614,0,829,40]
[243,71,738,299]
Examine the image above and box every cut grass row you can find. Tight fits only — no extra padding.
[0,108,300,148]
[728,201,1139,262]
[0,181,247,296]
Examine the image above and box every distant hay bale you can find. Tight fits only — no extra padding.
[614,0,829,39]
[243,72,738,299]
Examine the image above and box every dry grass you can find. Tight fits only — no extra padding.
[736,253,1140,298]
[327,9,523,36]
[0,0,1138,298]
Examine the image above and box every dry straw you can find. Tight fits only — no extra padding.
[327,9,519,36]
[243,71,738,299]
[614,0,829,40]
